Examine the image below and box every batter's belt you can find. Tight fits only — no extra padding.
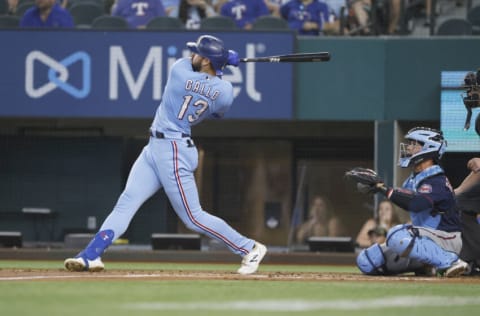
[149,130,190,139]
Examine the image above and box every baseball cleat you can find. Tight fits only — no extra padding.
[64,256,105,272]
[237,242,267,275]
[444,258,468,277]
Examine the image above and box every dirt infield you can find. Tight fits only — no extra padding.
[1,269,480,283]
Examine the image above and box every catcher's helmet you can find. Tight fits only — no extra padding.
[398,127,447,168]
[187,35,229,76]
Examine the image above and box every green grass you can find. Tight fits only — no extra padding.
[0,259,357,273]
[1,260,479,316]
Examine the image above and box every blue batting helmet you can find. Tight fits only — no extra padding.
[187,35,229,76]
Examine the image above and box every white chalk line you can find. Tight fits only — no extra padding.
[0,274,155,281]
[0,275,83,281]
[0,273,268,281]
[126,296,480,311]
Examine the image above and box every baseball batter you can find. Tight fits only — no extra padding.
[64,35,267,275]
[349,127,468,277]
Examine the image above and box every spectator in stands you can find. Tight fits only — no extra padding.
[387,0,401,34]
[424,0,432,26]
[264,0,282,16]
[348,0,400,35]
[280,0,333,36]
[220,0,270,30]
[295,195,344,243]
[104,0,116,13]
[322,0,347,34]
[163,0,181,17]
[349,0,370,35]
[355,199,400,248]
[111,0,166,29]
[20,0,74,27]
[7,0,18,15]
[212,0,228,12]
[178,0,216,29]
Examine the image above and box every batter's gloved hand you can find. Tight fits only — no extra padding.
[345,167,387,195]
[227,50,239,67]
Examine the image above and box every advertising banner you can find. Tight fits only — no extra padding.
[0,30,294,119]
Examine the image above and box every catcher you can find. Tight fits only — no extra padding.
[346,127,468,277]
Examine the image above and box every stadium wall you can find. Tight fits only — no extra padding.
[1,32,479,245]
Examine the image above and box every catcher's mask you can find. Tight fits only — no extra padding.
[462,70,480,135]
[398,127,446,168]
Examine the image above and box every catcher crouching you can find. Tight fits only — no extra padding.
[346,127,468,277]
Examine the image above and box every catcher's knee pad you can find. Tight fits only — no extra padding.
[386,224,415,256]
[356,243,386,275]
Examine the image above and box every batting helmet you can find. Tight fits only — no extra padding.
[187,35,229,76]
[398,127,447,168]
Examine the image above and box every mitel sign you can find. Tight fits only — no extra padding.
[1,31,294,119]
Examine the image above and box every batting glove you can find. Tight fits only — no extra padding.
[227,50,239,67]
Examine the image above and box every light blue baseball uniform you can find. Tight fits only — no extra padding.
[99,57,254,256]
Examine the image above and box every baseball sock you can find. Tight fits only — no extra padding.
[77,229,114,260]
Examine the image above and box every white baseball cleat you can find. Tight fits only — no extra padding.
[237,242,267,275]
[444,258,468,277]
[64,257,105,272]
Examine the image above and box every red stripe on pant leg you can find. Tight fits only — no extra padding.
[171,141,248,255]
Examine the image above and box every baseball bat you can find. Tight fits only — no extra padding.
[240,52,330,63]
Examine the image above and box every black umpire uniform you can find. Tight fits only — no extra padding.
[456,181,480,274]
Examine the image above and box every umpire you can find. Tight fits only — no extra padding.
[455,157,480,275]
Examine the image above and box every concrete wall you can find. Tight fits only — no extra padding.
[296,37,480,120]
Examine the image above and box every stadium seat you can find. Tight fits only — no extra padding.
[69,2,104,27]
[67,0,105,9]
[467,5,480,34]
[0,15,20,28]
[252,16,289,31]
[200,16,236,30]
[145,16,184,30]
[15,1,35,17]
[0,0,8,15]
[436,18,472,36]
[91,15,128,29]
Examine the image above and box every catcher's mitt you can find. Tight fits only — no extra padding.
[345,167,385,194]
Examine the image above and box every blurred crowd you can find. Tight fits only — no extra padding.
[0,0,475,36]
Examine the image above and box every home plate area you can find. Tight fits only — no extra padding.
[1,269,480,283]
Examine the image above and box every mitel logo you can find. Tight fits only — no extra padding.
[25,51,91,99]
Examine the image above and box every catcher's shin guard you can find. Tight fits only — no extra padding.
[78,229,114,260]
[356,243,386,275]
[386,225,457,269]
